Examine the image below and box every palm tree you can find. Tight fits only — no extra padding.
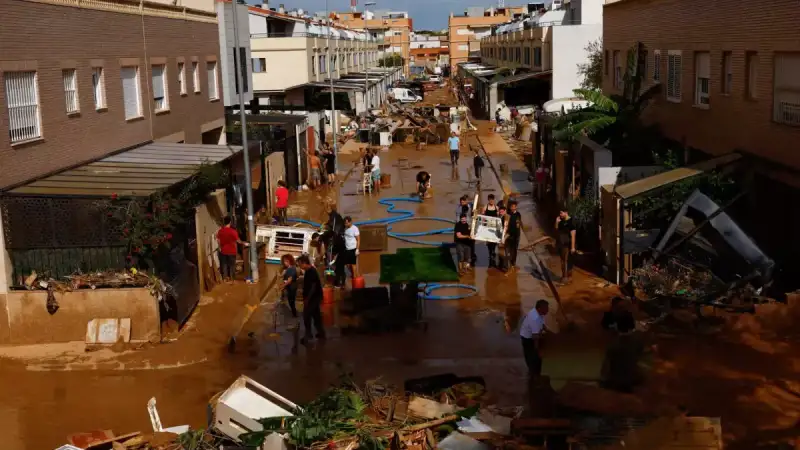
[553,42,663,164]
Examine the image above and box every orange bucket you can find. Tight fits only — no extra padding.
[322,286,336,305]
[352,276,366,290]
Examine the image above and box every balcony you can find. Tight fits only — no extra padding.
[250,31,385,44]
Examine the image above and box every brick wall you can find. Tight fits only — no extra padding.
[602,0,800,172]
[0,0,224,189]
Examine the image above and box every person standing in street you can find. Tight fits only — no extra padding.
[455,195,477,265]
[556,208,577,283]
[454,213,472,273]
[275,180,289,225]
[309,151,322,190]
[448,132,461,165]
[216,216,249,283]
[497,205,508,271]
[343,216,360,283]
[473,149,485,184]
[280,254,299,322]
[371,149,382,192]
[297,254,325,345]
[504,200,523,273]
[324,145,337,185]
[520,299,550,377]
[482,194,500,268]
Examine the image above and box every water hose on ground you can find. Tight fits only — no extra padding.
[288,197,457,247]
[419,283,479,301]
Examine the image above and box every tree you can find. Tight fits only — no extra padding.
[378,53,404,68]
[577,39,603,90]
[554,42,664,165]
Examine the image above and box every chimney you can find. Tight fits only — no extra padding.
[261,0,268,9]
[278,4,285,13]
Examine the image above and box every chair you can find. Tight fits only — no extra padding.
[360,171,373,195]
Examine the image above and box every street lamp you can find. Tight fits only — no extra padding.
[326,0,338,175]
[231,0,259,282]
[364,2,376,117]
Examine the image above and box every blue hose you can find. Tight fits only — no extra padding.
[420,283,479,301]
[288,197,457,247]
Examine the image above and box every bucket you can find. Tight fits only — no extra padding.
[352,276,366,290]
[323,286,336,305]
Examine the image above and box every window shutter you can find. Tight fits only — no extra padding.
[696,52,710,79]
[673,54,682,99]
[121,67,140,119]
[152,65,165,99]
[207,62,217,98]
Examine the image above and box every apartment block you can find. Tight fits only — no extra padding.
[333,10,413,75]
[602,0,800,278]
[248,5,398,113]
[603,0,800,174]
[448,5,528,67]
[0,0,225,190]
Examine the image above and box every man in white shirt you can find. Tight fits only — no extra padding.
[519,299,550,377]
[371,150,382,192]
[343,216,361,282]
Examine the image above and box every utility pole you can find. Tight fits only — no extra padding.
[231,0,259,282]
[364,2,376,117]
[327,0,338,174]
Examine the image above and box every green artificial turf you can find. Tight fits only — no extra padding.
[379,247,460,284]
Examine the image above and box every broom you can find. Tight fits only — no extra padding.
[523,236,577,332]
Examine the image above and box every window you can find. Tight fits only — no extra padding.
[534,47,542,67]
[177,62,186,95]
[320,55,326,73]
[773,53,800,126]
[311,56,316,75]
[666,50,682,102]
[721,51,732,94]
[332,55,337,71]
[206,61,219,100]
[4,71,41,143]
[192,61,200,93]
[151,64,168,111]
[746,51,758,99]
[613,50,622,89]
[252,58,266,74]
[62,69,79,114]
[694,52,710,106]
[121,66,142,119]
[604,50,609,75]
[524,47,531,65]
[92,67,106,109]
[653,50,661,82]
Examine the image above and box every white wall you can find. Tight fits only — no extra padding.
[551,23,602,99]
[575,0,604,25]
[249,13,268,35]
[217,2,254,106]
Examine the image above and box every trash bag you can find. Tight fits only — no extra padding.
[46,289,59,315]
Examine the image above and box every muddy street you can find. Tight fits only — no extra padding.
[0,86,799,450]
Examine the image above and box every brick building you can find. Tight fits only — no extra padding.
[448,5,528,68]
[333,10,413,75]
[0,0,225,190]
[602,0,800,278]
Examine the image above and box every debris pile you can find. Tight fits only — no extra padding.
[23,269,153,291]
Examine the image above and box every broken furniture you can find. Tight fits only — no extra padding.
[213,375,299,441]
[255,225,315,262]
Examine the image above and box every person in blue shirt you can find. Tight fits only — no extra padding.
[447,132,461,165]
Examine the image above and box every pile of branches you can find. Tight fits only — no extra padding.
[23,269,152,291]
[632,258,723,300]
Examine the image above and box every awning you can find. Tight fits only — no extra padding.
[309,81,364,91]
[614,153,742,200]
[7,142,243,197]
[493,70,552,86]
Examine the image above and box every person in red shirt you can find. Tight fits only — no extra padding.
[217,216,249,283]
[275,180,289,225]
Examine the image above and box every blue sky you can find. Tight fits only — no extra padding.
[247,0,513,30]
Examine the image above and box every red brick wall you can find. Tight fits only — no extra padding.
[602,0,800,172]
[0,1,224,189]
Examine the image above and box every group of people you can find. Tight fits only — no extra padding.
[452,193,524,274]
[308,144,337,190]
[278,253,325,345]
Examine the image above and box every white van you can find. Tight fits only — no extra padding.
[390,87,423,103]
[429,75,442,83]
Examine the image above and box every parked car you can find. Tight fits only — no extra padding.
[390,88,423,103]
[429,75,442,83]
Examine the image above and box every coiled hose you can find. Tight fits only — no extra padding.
[419,283,479,300]
[289,197,456,246]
